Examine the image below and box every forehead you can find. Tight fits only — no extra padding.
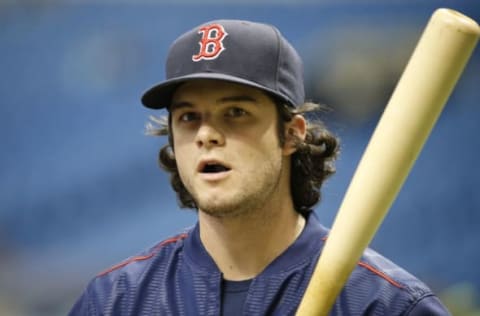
[171,79,273,105]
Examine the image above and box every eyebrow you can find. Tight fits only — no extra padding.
[218,95,258,104]
[170,95,258,111]
[169,101,193,112]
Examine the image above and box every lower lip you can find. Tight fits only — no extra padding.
[199,170,232,181]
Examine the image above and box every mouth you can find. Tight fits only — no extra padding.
[198,160,232,174]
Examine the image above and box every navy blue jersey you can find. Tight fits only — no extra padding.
[69,213,450,315]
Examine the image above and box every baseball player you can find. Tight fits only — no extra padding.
[69,19,450,315]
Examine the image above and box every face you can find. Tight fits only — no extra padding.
[170,80,296,218]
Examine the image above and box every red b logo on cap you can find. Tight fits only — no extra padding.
[192,24,228,62]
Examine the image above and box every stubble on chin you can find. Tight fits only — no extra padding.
[194,166,285,220]
[197,196,257,219]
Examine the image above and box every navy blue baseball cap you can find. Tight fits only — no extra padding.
[141,19,305,109]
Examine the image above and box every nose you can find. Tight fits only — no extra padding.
[195,122,225,149]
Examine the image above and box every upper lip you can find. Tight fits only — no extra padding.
[197,159,232,173]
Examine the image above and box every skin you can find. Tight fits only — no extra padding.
[170,79,307,280]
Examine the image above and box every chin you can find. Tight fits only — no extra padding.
[198,199,245,218]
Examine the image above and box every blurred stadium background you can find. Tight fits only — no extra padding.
[1,1,479,315]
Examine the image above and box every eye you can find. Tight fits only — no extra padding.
[178,112,200,122]
[225,107,248,118]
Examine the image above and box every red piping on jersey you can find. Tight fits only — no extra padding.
[97,233,188,277]
[97,233,403,289]
[321,236,403,289]
[357,261,403,288]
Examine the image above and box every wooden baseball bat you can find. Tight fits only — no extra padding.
[296,8,480,315]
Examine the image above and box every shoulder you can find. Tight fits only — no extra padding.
[69,231,189,315]
[96,232,188,279]
[306,216,450,314]
[339,247,450,315]
[356,247,432,298]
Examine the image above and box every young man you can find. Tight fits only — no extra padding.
[70,20,450,315]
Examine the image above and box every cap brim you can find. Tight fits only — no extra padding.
[141,73,291,109]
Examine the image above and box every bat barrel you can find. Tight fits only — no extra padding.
[296,8,479,315]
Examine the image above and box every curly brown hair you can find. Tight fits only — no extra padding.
[146,101,340,216]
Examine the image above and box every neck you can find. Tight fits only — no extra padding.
[198,202,305,281]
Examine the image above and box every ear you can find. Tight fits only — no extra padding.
[282,115,307,156]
